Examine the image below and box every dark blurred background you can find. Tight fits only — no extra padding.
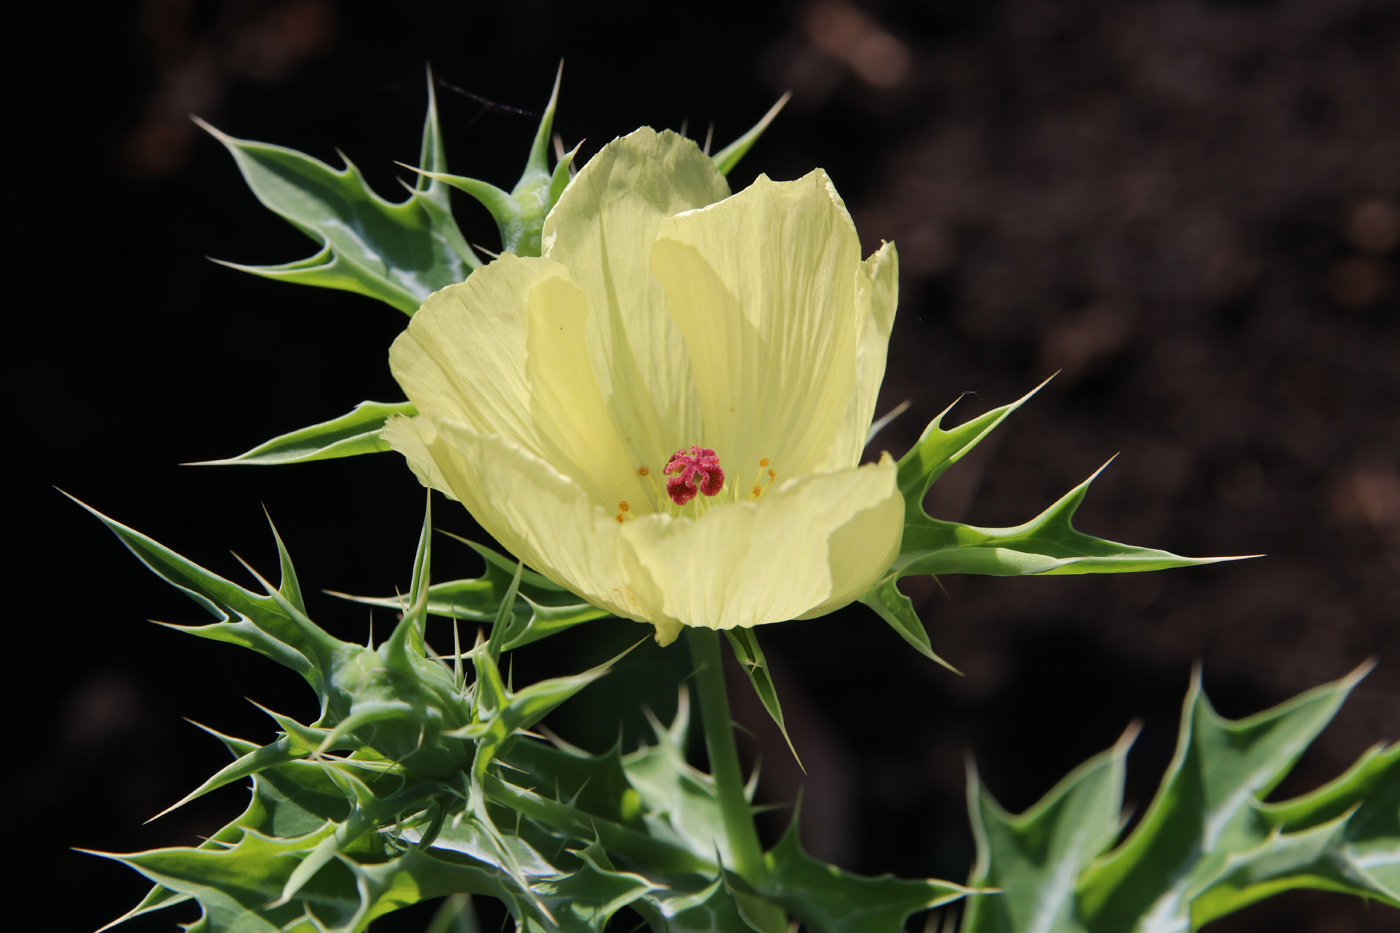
[9,1,1399,930]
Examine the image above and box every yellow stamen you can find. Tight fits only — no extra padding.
[746,457,778,502]
[638,466,649,476]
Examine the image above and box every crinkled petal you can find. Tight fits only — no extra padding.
[796,453,905,619]
[818,240,899,471]
[620,455,902,630]
[389,254,647,509]
[542,128,729,479]
[650,171,863,481]
[384,414,672,630]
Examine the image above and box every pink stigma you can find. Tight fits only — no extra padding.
[663,446,725,505]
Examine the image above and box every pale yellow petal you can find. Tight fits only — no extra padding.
[389,254,647,509]
[389,253,548,449]
[620,455,901,630]
[394,414,670,628]
[381,414,456,500]
[796,455,905,619]
[542,128,729,477]
[817,240,900,471]
[650,171,862,481]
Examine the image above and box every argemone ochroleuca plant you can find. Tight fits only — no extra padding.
[385,128,902,646]
[73,74,1399,933]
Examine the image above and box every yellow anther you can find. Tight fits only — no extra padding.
[759,458,770,467]
[615,513,625,524]
[638,466,649,477]
[752,485,763,498]
[767,469,776,481]
[619,501,630,512]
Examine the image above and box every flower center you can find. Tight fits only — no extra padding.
[663,446,725,505]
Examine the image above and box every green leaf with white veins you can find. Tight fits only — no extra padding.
[962,725,1138,933]
[200,70,477,314]
[959,664,1400,933]
[1075,662,1377,932]
[868,383,1253,663]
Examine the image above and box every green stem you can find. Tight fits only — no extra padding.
[686,627,787,933]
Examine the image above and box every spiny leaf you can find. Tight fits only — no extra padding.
[504,737,648,830]
[147,735,309,822]
[67,493,341,691]
[631,879,759,933]
[199,70,477,315]
[962,725,1138,933]
[724,629,803,771]
[858,577,960,673]
[962,664,1398,933]
[1187,805,1400,927]
[747,821,973,933]
[710,93,792,176]
[895,377,1051,514]
[1076,663,1373,930]
[189,400,415,466]
[622,698,733,867]
[460,642,635,780]
[94,828,510,933]
[264,509,305,614]
[897,459,1251,578]
[529,843,662,933]
[869,383,1253,665]
[483,774,712,876]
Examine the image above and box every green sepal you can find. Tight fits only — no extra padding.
[199,69,477,315]
[724,629,802,770]
[741,820,973,933]
[710,93,792,176]
[189,401,415,466]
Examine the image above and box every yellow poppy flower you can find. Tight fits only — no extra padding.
[383,127,902,646]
